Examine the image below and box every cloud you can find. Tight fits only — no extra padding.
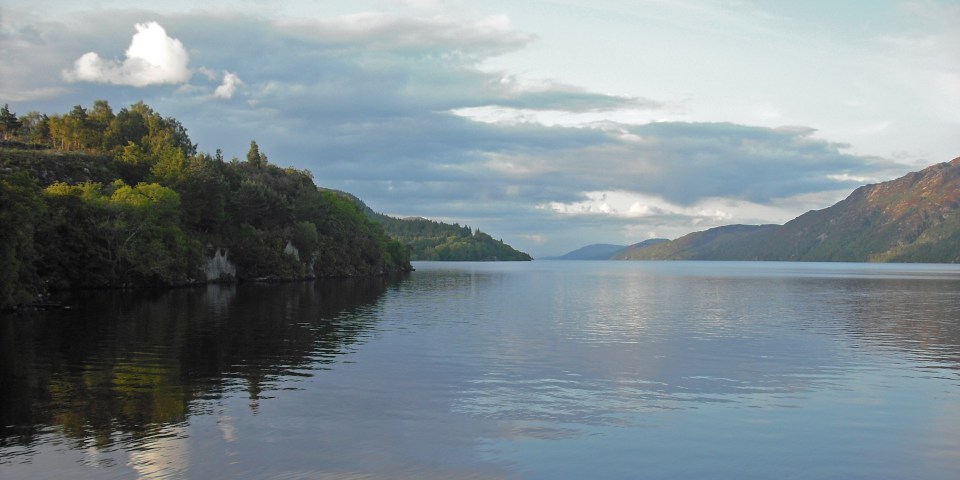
[519,234,548,245]
[63,22,190,87]
[538,189,817,227]
[138,12,903,257]
[282,13,533,59]
[3,8,917,256]
[213,71,243,99]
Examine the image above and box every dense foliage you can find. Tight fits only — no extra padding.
[364,212,532,261]
[0,101,411,308]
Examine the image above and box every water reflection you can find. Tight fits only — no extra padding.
[0,277,397,455]
[423,262,960,479]
[429,263,960,441]
[824,278,960,365]
[4,262,960,479]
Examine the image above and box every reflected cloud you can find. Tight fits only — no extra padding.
[127,425,190,480]
[5,263,960,478]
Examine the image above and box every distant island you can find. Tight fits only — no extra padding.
[552,156,960,263]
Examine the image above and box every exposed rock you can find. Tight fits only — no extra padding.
[283,241,300,261]
[205,248,237,282]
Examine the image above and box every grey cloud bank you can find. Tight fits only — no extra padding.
[2,3,950,256]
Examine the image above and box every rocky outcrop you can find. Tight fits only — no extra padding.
[283,241,300,261]
[205,248,237,282]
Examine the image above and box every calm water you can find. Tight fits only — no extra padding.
[3,261,960,479]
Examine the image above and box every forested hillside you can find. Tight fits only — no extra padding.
[332,191,531,261]
[361,208,532,261]
[0,101,411,309]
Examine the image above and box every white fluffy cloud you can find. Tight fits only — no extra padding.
[213,71,243,99]
[63,22,190,87]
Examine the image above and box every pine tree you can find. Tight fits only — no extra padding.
[0,104,22,140]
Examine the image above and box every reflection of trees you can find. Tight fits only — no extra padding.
[0,276,397,450]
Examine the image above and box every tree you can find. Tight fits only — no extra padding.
[17,112,50,146]
[246,140,266,169]
[0,104,22,140]
[46,115,66,149]
[40,181,199,286]
[68,104,98,149]
[150,144,188,183]
[89,100,114,124]
[87,100,115,147]
[46,106,92,150]
[104,105,149,152]
[160,152,230,233]
[103,101,194,159]
[113,182,200,284]
[119,141,150,166]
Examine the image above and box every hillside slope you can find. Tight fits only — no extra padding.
[613,225,777,260]
[615,157,960,263]
[344,194,532,261]
[763,157,960,262]
[373,216,532,261]
[542,244,628,260]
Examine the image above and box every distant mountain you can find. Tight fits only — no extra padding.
[614,156,960,263]
[341,192,532,261]
[544,239,669,260]
[612,225,777,260]
[542,244,627,260]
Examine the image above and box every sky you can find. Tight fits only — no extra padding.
[2,0,958,257]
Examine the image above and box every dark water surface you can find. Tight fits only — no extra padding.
[3,261,960,479]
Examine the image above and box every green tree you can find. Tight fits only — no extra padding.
[40,182,118,287]
[246,140,267,169]
[0,104,22,140]
[68,104,98,149]
[104,105,149,152]
[39,181,199,287]
[87,100,115,147]
[16,112,50,146]
[160,152,230,233]
[150,144,188,183]
[103,101,194,160]
[106,181,199,284]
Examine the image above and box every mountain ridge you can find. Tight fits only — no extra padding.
[541,243,628,260]
[613,156,960,262]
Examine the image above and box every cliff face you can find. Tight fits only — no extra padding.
[615,157,960,263]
